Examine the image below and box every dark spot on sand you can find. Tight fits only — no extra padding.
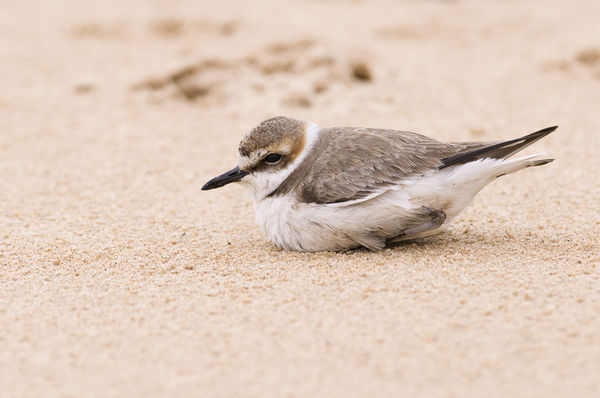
[351,62,372,81]
[576,48,600,67]
[313,80,328,93]
[73,82,95,94]
[261,60,295,74]
[170,65,199,84]
[218,21,239,36]
[177,83,210,100]
[284,94,312,108]
[150,18,184,37]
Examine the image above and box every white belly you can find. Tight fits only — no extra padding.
[253,194,416,252]
[253,195,357,251]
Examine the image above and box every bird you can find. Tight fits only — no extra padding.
[202,116,555,252]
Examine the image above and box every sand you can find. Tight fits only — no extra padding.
[1,0,599,396]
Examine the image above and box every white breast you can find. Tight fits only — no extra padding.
[253,195,349,251]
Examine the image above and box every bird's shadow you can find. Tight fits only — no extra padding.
[336,228,550,256]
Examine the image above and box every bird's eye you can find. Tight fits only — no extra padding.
[264,153,282,164]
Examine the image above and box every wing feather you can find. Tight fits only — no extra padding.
[268,125,555,205]
[296,127,469,204]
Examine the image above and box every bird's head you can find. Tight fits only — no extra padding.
[202,116,319,200]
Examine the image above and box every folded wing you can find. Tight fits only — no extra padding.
[271,126,555,205]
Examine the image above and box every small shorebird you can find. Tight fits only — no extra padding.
[202,116,555,252]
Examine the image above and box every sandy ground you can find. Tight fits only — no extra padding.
[1,0,600,396]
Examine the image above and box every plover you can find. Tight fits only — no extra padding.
[202,116,555,252]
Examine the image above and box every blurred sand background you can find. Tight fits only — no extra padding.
[1,0,599,396]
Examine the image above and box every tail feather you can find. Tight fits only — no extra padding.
[440,126,557,169]
[404,154,554,221]
[491,154,553,178]
[526,158,554,168]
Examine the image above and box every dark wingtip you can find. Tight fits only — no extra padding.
[532,126,558,136]
[440,125,557,169]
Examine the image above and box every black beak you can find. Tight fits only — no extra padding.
[201,166,249,190]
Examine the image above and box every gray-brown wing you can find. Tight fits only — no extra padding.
[268,125,556,205]
[284,127,478,204]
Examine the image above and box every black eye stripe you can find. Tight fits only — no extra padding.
[264,153,282,164]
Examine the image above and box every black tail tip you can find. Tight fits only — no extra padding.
[528,158,554,167]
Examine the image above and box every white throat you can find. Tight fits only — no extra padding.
[240,122,321,202]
